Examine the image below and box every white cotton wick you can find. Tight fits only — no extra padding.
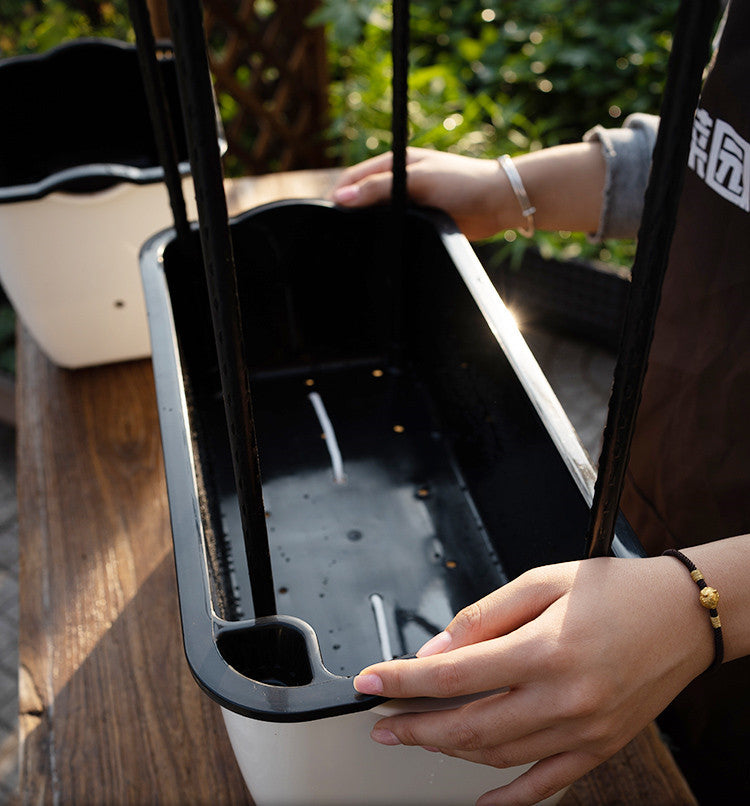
[308,391,346,484]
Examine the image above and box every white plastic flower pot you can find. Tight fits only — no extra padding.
[0,37,221,368]
[222,696,567,805]
[0,178,196,368]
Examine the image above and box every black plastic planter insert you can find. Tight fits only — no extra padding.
[140,198,644,723]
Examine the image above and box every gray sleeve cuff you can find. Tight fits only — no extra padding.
[583,112,659,241]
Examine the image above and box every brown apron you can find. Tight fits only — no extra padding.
[620,0,750,799]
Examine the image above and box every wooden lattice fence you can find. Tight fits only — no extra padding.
[147,0,332,175]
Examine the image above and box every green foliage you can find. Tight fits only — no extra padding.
[0,1,132,57]
[308,0,381,48]
[314,0,680,267]
[0,1,680,270]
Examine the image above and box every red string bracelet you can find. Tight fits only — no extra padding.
[663,548,724,674]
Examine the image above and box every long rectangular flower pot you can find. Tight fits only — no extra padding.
[140,198,643,804]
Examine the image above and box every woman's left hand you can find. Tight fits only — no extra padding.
[353,556,711,805]
[330,147,518,240]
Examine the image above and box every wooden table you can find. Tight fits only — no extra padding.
[18,168,696,805]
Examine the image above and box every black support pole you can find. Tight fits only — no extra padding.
[127,0,191,248]
[391,0,409,217]
[388,0,410,366]
[165,0,277,616]
[586,0,721,558]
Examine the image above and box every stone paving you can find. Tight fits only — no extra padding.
[0,323,616,805]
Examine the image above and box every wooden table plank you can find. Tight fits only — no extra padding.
[562,723,696,805]
[17,331,252,805]
[224,166,341,216]
[17,167,696,805]
[17,169,342,804]
[0,372,14,426]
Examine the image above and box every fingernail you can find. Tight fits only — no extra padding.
[332,184,360,204]
[353,673,383,695]
[416,630,452,657]
[371,728,400,746]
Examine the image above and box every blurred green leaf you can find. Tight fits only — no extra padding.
[307,0,380,48]
[0,1,131,56]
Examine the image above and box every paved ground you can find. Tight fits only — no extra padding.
[0,322,616,805]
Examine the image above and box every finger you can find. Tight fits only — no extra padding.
[334,146,430,187]
[354,632,537,699]
[418,567,570,657]
[331,146,434,200]
[333,151,395,190]
[371,688,557,755]
[475,751,599,806]
[429,725,584,772]
[331,170,394,207]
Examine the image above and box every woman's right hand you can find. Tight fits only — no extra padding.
[352,554,718,805]
[330,147,522,241]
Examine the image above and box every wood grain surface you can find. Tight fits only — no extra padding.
[17,168,695,805]
[561,723,697,805]
[17,332,252,805]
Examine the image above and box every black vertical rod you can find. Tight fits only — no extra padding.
[165,0,277,616]
[389,0,409,364]
[127,0,191,247]
[391,0,409,216]
[586,0,721,558]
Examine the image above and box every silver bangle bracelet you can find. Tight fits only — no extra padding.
[498,154,536,237]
